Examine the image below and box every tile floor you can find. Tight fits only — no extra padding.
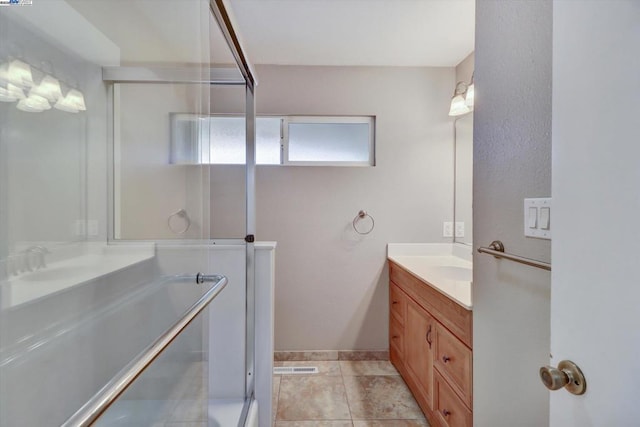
[273,360,429,427]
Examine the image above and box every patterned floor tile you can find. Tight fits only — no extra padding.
[277,376,351,421]
[343,376,424,420]
[352,420,429,427]
[275,422,353,427]
[339,361,399,376]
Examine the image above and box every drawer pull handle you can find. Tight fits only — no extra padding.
[426,325,432,349]
[442,409,451,417]
[392,300,399,305]
[392,335,400,339]
[442,355,451,363]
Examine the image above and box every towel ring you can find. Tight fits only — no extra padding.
[168,209,191,235]
[353,210,375,235]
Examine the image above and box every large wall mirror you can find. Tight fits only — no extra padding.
[454,113,473,246]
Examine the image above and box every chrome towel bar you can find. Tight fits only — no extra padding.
[62,274,228,427]
[477,240,551,271]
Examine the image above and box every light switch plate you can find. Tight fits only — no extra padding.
[524,198,551,239]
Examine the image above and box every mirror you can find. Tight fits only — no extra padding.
[454,113,473,246]
[0,12,90,261]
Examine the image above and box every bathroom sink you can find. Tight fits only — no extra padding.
[432,265,472,281]
[20,265,95,282]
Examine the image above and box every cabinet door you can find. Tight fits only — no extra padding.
[405,299,434,409]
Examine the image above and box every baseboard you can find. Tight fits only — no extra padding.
[274,350,389,361]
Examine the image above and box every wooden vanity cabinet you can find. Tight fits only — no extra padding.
[389,260,473,427]
[389,282,407,360]
[404,298,435,408]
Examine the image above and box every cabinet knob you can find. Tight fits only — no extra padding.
[442,355,451,363]
[392,300,399,305]
[442,409,451,417]
[539,360,586,395]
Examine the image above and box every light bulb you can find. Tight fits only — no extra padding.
[67,89,86,110]
[17,94,51,112]
[0,83,25,102]
[30,75,62,102]
[17,98,44,112]
[55,89,85,113]
[449,94,470,116]
[465,83,474,108]
[7,59,34,88]
[54,93,79,112]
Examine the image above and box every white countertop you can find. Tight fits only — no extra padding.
[1,243,155,308]
[388,243,473,310]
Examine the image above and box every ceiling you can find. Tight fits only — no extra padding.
[66,0,236,65]
[227,0,475,67]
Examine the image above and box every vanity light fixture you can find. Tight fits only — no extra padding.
[30,74,63,102]
[0,58,87,113]
[448,73,475,117]
[54,88,86,113]
[17,93,51,112]
[6,59,34,88]
[449,81,471,116]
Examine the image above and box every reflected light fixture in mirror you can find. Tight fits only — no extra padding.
[0,58,86,113]
[30,74,63,102]
[17,94,51,112]
[54,89,86,113]
[6,59,34,88]
[0,83,25,102]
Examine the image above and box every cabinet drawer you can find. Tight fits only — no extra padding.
[434,372,472,427]
[389,316,404,357]
[390,281,407,325]
[434,323,472,407]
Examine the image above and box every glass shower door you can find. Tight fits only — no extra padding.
[0,1,256,425]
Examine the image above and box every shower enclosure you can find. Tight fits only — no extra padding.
[0,1,270,426]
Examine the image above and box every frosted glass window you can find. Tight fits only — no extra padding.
[255,118,281,165]
[288,122,371,163]
[210,117,246,164]
[209,117,280,164]
[170,114,374,166]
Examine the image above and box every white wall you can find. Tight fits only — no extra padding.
[455,52,474,86]
[473,1,552,426]
[551,2,640,425]
[252,65,455,351]
[115,83,214,240]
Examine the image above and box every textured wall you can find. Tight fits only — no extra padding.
[473,1,552,426]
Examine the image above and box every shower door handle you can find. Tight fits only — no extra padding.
[196,273,225,284]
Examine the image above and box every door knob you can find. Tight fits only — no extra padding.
[539,360,586,395]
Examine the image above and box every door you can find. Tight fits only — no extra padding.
[405,299,434,408]
[551,2,640,425]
